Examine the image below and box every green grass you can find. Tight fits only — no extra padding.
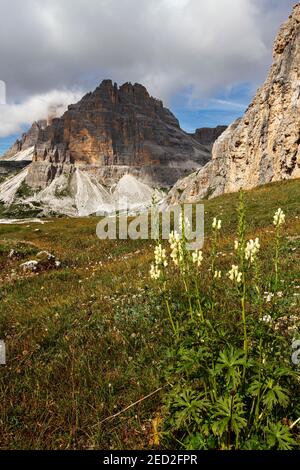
[15,181,36,199]
[0,178,299,449]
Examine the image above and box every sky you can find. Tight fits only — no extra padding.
[0,0,296,153]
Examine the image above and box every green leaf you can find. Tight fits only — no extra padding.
[215,347,246,389]
[211,395,247,438]
[265,422,297,450]
[171,388,210,429]
[262,380,290,410]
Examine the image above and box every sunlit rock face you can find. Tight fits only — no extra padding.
[0,81,213,215]
[168,3,300,204]
[25,80,210,190]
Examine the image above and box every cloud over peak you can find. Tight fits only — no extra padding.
[0,0,295,137]
[0,89,83,138]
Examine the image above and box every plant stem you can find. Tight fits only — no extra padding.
[195,282,204,321]
[274,226,280,291]
[182,277,194,321]
[164,293,178,339]
[241,286,248,355]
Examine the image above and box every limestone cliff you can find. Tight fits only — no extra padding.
[25,80,210,189]
[191,126,227,150]
[168,3,300,204]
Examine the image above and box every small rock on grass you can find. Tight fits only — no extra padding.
[20,260,39,272]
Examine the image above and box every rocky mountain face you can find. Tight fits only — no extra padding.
[168,3,300,204]
[25,80,210,190]
[2,121,47,160]
[0,81,215,216]
[191,126,227,149]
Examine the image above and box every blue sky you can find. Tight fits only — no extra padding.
[0,134,19,155]
[171,81,254,132]
[0,0,295,154]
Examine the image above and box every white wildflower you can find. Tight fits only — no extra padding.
[234,240,239,251]
[150,243,168,280]
[169,231,184,266]
[260,314,272,324]
[214,270,222,279]
[154,244,168,268]
[150,264,161,280]
[245,237,260,263]
[228,265,243,284]
[264,292,274,303]
[192,250,203,267]
[169,230,180,246]
[273,208,286,227]
[212,217,222,230]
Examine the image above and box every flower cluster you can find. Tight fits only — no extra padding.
[260,314,272,324]
[245,238,260,263]
[150,264,161,280]
[214,270,222,279]
[273,208,285,227]
[264,291,283,302]
[169,231,184,267]
[212,218,222,230]
[192,250,203,267]
[228,265,243,284]
[149,244,168,280]
[154,244,168,268]
[265,292,274,303]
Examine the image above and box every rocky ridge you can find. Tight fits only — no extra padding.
[0,81,219,216]
[25,80,210,190]
[1,121,47,160]
[168,3,300,204]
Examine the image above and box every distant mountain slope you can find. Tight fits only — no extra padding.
[190,126,227,150]
[1,121,47,160]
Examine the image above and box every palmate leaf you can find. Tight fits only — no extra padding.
[265,422,297,450]
[171,388,210,429]
[241,436,267,450]
[247,378,262,397]
[273,365,298,381]
[211,395,247,438]
[175,345,211,377]
[262,380,290,410]
[215,347,246,389]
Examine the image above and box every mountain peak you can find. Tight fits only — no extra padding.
[23,79,210,191]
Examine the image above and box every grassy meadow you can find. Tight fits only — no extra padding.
[0,178,299,449]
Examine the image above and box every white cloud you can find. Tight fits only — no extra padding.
[0,90,84,138]
[0,81,6,105]
[0,0,295,137]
